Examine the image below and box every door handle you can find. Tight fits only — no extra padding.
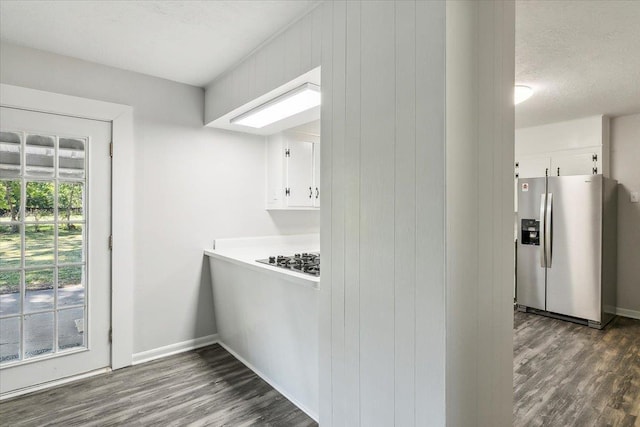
[315,187,319,199]
[546,193,553,267]
[539,193,546,268]
[309,187,313,199]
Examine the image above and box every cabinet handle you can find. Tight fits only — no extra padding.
[309,187,313,198]
[315,187,319,199]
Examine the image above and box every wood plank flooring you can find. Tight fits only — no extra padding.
[0,344,317,427]
[514,311,640,427]
[2,314,638,426]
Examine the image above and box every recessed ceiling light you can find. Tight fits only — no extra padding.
[514,85,533,105]
[231,83,321,128]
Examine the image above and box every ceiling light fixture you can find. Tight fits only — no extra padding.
[514,85,533,105]
[231,83,321,128]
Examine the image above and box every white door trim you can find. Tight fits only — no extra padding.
[1,83,134,369]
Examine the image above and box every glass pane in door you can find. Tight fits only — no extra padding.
[25,134,55,177]
[0,270,20,316]
[58,266,84,307]
[0,316,20,363]
[25,269,55,313]
[58,138,85,179]
[24,224,55,267]
[24,311,54,358]
[58,307,85,350]
[0,223,21,268]
[0,131,22,178]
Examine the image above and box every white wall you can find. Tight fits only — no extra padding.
[320,1,514,425]
[0,42,319,355]
[610,113,640,316]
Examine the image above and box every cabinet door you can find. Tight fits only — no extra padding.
[286,139,314,207]
[266,134,285,209]
[313,143,321,207]
[551,152,597,176]
[516,156,551,178]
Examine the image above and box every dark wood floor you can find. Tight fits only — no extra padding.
[3,314,638,426]
[0,344,317,427]
[514,311,640,427]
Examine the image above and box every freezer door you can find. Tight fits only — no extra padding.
[546,175,602,322]
[516,177,547,310]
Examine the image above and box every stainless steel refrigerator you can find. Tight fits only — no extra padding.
[516,174,617,329]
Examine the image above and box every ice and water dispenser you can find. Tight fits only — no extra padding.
[520,219,540,245]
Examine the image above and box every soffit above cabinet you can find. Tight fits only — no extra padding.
[206,67,320,136]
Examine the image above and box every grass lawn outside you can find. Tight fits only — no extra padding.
[0,221,83,294]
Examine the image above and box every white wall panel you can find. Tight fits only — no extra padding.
[329,1,347,425]
[343,2,362,426]
[321,1,513,426]
[414,2,447,425]
[446,4,480,426]
[359,2,396,425]
[321,1,448,425]
[393,2,417,425]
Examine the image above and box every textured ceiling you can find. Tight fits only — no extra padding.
[1,1,638,127]
[0,0,318,87]
[516,0,640,128]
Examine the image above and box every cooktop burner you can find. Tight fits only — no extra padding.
[256,252,320,277]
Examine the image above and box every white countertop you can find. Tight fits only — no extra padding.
[204,234,320,289]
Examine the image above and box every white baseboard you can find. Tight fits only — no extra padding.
[217,341,319,423]
[616,307,640,320]
[132,334,219,365]
[0,367,111,401]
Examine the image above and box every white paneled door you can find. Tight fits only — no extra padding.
[0,106,111,395]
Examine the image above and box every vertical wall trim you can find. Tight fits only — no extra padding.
[319,1,333,425]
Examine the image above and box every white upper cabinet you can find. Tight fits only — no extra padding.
[551,152,599,176]
[515,150,600,179]
[515,156,551,179]
[266,129,320,210]
[515,115,610,179]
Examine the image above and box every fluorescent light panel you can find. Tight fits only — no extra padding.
[231,83,321,128]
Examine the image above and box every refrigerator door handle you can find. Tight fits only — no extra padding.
[546,193,553,267]
[540,193,546,268]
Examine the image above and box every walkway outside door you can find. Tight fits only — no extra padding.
[0,106,111,395]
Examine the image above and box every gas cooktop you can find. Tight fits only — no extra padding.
[256,252,320,277]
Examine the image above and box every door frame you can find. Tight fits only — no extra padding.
[1,83,134,370]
